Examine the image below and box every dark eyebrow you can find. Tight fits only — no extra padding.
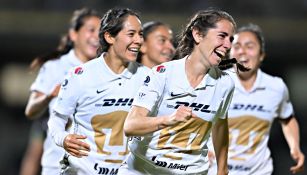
[220,31,229,36]
[127,29,137,33]
[156,35,168,39]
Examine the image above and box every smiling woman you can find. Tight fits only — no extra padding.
[209,23,305,175]
[47,7,150,175]
[136,21,175,68]
[118,9,241,175]
[22,7,101,175]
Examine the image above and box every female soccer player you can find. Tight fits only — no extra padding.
[24,8,100,175]
[119,9,243,175]
[137,21,175,68]
[209,23,305,175]
[48,8,149,174]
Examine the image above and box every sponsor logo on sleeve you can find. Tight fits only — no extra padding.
[156,65,166,73]
[74,67,83,75]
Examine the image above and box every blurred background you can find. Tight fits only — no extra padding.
[0,0,306,174]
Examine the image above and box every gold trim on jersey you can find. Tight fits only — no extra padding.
[157,117,212,160]
[228,115,270,160]
[91,111,129,163]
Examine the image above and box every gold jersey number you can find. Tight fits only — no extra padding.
[91,111,129,163]
[157,117,212,160]
[228,115,269,160]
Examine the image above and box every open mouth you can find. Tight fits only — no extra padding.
[237,57,248,64]
[161,52,174,59]
[128,47,140,53]
[89,40,100,49]
[214,50,225,59]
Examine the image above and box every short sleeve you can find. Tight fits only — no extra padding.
[217,75,235,119]
[132,66,167,112]
[30,61,58,94]
[53,69,81,116]
[278,80,294,119]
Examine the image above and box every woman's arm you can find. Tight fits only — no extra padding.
[25,85,60,119]
[124,105,195,136]
[48,110,90,158]
[212,115,229,175]
[280,116,305,174]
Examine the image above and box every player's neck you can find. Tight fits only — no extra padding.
[238,70,257,91]
[141,57,156,69]
[185,57,207,88]
[104,53,128,74]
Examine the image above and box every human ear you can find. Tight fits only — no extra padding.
[104,32,115,44]
[192,28,203,44]
[140,43,147,54]
[69,29,78,42]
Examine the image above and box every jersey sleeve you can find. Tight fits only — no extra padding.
[278,80,294,119]
[132,65,167,112]
[217,75,235,119]
[30,61,58,94]
[53,68,82,116]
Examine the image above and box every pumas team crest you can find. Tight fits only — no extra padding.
[156,65,166,73]
[144,76,150,83]
[62,79,68,87]
[74,67,83,75]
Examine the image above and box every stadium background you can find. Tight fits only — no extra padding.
[0,0,306,174]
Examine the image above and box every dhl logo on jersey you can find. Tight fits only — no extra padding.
[167,101,216,114]
[230,103,270,112]
[95,98,134,107]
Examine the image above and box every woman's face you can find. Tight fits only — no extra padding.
[71,16,100,62]
[230,31,264,72]
[196,19,234,67]
[110,15,143,63]
[141,25,175,66]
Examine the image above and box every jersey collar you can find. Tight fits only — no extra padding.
[179,56,218,93]
[233,69,265,93]
[65,49,83,66]
[100,53,133,79]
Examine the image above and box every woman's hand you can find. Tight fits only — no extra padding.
[290,147,305,174]
[163,105,196,126]
[63,134,90,158]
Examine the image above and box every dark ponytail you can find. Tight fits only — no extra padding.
[29,8,100,72]
[218,58,250,72]
[30,34,72,71]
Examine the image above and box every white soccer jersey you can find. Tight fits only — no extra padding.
[124,57,234,175]
[30,49,83,173]
[209,69,293,175]
[52,54,149,175]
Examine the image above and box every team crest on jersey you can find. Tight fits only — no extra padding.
[62,79,68,87]
[74,67,83,75]
[156,65,166,73]
[144,76,150,83]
